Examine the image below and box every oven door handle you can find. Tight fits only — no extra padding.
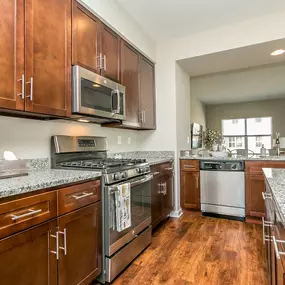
[130,174,153,187]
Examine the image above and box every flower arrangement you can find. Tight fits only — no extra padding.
[203,128,222,150]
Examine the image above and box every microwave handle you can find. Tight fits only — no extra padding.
[116,90,121,114]
[111,90,119,114]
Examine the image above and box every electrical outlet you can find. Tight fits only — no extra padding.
[127,137,131,145]
[117,136,122,145]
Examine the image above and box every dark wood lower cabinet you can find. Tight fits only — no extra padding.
[151,163,174,229]
[0,220,57,285]
[58,202,102,285]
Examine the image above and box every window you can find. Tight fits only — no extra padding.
[222,117,272,153]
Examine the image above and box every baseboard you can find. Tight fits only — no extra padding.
[170,208,183,218]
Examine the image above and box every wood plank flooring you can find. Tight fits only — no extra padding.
[111,212,268,285]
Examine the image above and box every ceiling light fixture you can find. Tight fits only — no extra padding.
[78,119,90,123]
[270,49,285,56]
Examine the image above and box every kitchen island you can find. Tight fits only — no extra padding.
[263,168,285,284]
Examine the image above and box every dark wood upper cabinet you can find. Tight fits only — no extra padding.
[101,24,120,82]
[58,202,102,285]
[25,0,71,117]
[0,0,24,111]
[120,40,140,128]
[180,171,200,210]
[72,0,101,74]
[0,220,57,285]
[140,57,156,130]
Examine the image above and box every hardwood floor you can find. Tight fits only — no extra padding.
[111,212,268,285]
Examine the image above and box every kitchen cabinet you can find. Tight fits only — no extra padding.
[263,180,285,285]
[0,179,102,285]
[72,0,101,74]
[245,161,285,223]
[58,202,102,285]
[101,24,120,82]
[25,0,71,117]
[180,160,200,210]
[0,220,57,285]
[150,162,174,229]
[139,56,156,130]
[0,0,71,117]
[0,0,24,111]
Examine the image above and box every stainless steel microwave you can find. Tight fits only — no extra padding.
[72,65,126,122]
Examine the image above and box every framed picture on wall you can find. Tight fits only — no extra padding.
[191,123,203,149]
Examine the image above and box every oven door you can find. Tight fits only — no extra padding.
[105,173,152,256]
[72,65,125,120]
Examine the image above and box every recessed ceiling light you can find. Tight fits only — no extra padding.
[270,49,285,56]
[78,119,90,123]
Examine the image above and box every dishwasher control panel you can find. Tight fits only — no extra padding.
[200,160,244,171]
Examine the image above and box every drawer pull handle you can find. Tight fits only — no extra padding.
[262,217,273,245]
[262,192,272,200]
[152,172,160,176]
[272,236,285,259]
[50,231,59,260]
[72,192,93,200]
[11,209,42,221]
[184,165,195,168]
[165,167,173,171]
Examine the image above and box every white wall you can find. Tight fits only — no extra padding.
[190,96,206,129]
[190,63,285,104]
[0,117,140,159]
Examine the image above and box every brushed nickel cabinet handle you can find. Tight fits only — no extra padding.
[165,167,173,171]
[262,192,272,200]
[11,208,42,221]
[272,236,285,259]
[184,164,195,168]
[72,192,93,200]
[196,176,199,189]
[59,228,67,255]
[26,77,33,100]
[17,74,25,99]
[104,54,107,71]
[164,182,167,195]
[262,217,272,245]
[152,171,160,176]
[50,231,59,260]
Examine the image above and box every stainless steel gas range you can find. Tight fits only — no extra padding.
[51,135,152,283]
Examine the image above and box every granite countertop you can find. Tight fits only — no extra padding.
[180,155,285,161]
[0,169,102,200]
[147,157,174,166]
[263,168,285,225]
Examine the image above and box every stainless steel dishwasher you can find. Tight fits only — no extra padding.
[200,160,245,220]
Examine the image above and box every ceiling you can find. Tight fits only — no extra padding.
[178,39,285,77]
[115,0,285,40]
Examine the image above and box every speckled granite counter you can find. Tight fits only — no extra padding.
[0,169,102,200]
[180,155,285,161]
[147,157,173,166]
[263,168,285,225]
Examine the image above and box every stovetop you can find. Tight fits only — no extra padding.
[60,158,147,170]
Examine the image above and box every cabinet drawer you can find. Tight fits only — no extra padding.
[0,191,57,239]
[58,180,101,215]
[245,161,285,174]
[180,159,199,172]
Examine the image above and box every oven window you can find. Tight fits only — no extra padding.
[109,179,151,246]
[81,78,113,112]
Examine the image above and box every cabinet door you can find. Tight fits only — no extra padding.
[245,174,265,218]
[58,202,102,285]
[0,0,24,111]
[25,0,71,117]
[180,171,200,210]
[0,220,57,285]
[151,177,163,229]
[101,24,120,82]
[163,174,174,218]
[120,40,140,127]
[140,56,156,130]
[72,0,101,74]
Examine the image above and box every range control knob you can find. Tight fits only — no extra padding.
[113,172,121,180]
[231,164,238,170]
[139,168,145,173]
[121,171,128,179]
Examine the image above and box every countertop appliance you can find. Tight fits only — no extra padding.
[200,160,245,220]
[72,65,126,123]
[51,135,152,283]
